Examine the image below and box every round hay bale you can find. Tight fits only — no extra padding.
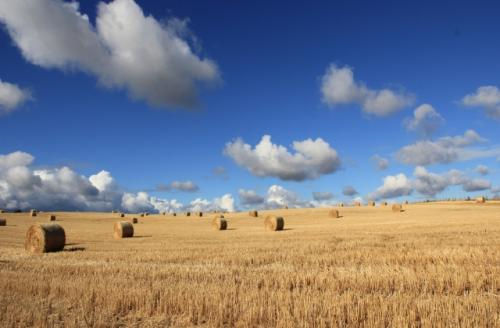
[0,209,4,213]
[476,196,486,204]
[25,223,65,253]
[172,213,177,217]
[392,204,403,212]
[119,213,125,218]
[197,212,203,217]
[405,200,409,204]
[213,214,225,219]
[132,217,138,224]
[186,212,191,217]
[354,201,361,207]
[264,216,284,231]
[382,202,388,206]
[30,210,37,217]
[249,210,258,217]
[140,213,145,217]
[339,203,344,207]
[114,221,134,239]
[48,215,56,222]
[329,209,340,218]
[0,218,6,226]
[212,217,227,230]
[145,212,149,216]
[368,201,375,206]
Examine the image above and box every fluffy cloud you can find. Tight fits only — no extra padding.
[156,180,199,192]
[404,104,444,138]
[475,165,490,176]
[367,174,413,201]
[462,178,491,192]
[238,189,265,205]
[265,185,311,209]
[0,80,31,114]
[321,64,414,116]
[224,135,341,181]
[396,130,500,166]
[372,155,389,171]
[373,166,493,199]
[0,0,219,109]
[461,86,500,119]
[312,191,334,201]
[0,150,233,212]
[342,185,358,197]
[189,194,235,213]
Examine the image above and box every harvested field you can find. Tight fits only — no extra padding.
[0,202,499,327]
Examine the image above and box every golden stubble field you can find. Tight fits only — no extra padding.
[0,202,499,327]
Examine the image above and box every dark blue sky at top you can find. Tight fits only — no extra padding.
[1,0,499,204]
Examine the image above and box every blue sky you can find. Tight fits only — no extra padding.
[0,0,499,212]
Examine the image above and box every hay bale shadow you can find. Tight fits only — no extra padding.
[64,247,86,252]
[134,235,152,238]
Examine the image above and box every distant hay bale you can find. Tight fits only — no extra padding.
[382,202,388,206]
[161,212,166,215]
[405,200,409,204]
[339,203,344,207]
[25,223,65,253]
[140,213,145,217]
[30,210,37,217]
[119,213,125,218]
[197,212,203,217]
[0,209,4,213]
[284,206,289,210]
[249,210,258,217]
[48,215,56,222]
[145,212,149,216]
[0,218,6,226]
[368,201,375,206]
[114,221,134,239]
[264,216,284,231]
[212,217,227,230]
[213,214,225,219]
[329,209,340,218]
[186,212,191,217]
[172,213,177,217]
[392,204,403,212]
[354,201,361,207]
[476,196,486,204]
[132,218,138,224]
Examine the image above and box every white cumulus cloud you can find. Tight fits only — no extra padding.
[367,174,413,201]
[404,104,444,138]
[224,135,341,181]
[396,130,500,166]
[372,154,389,171]
[0,79,31,114]
[461,86,500,119]
[321,64,414,116]
[0,0,220,109]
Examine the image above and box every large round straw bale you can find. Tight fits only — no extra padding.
[119,213,125,218]
[249,210,258,217]
[264,216,284,231]
[368,201,375,206]
[132,217,138,224]
[212,217,227,230]
[140,213,145,217]
[339,203,344,207]
[30,210,37,217]
[382,201,388,206]
[114,221,134,239]
[25,223,65,253]
[48,215,56,222]
[392,204,403,212]
[0,218,6,226]
[145,212,149,216]
[476,196,486,204]
[329,209,340,218]
[0,209,4,213]
[172,213,177,217]
[186,212,191,217]
[197,212,203,217]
